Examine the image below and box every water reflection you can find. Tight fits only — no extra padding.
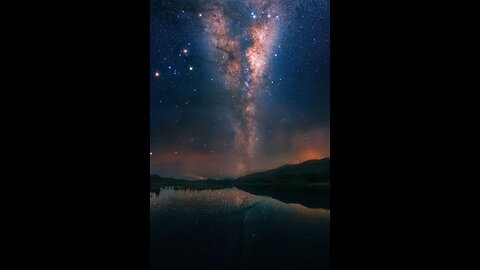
[150,188,330,270]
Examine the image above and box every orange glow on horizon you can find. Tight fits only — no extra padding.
[296,149,325,163]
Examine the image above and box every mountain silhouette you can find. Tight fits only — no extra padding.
[235,158,330,187]
[150,158,330,187]
[233,158,330,208]
[150,158,330,208]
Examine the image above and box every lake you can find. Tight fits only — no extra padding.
[150,187,330,270]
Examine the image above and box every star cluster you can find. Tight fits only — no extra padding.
[150,0,330,179]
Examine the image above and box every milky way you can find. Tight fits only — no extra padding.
[199,0,282,174]
[150,0,330,178]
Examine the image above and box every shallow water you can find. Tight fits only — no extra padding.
[150,187,330,270]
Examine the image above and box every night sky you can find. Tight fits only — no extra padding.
[150,0,330,179]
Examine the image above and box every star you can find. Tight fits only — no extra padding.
[189,66,193,71]
[154,71,160,77]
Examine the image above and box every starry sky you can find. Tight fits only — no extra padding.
[150,0,329,179]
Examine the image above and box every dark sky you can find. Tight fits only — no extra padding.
[150,0,329,179]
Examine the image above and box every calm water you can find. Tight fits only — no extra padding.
[150,188,330,270]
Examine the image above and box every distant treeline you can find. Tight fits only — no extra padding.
[150,158,330,192]
[150,175,234,191]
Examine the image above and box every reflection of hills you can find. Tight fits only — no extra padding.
[150,158,330,209]
[234,158,330,208]
[150,188,330,270]
[234,185,329,209]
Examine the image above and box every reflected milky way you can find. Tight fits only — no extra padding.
[150,187,330,218]
[150,188,330,270]
[150,1,330,268]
